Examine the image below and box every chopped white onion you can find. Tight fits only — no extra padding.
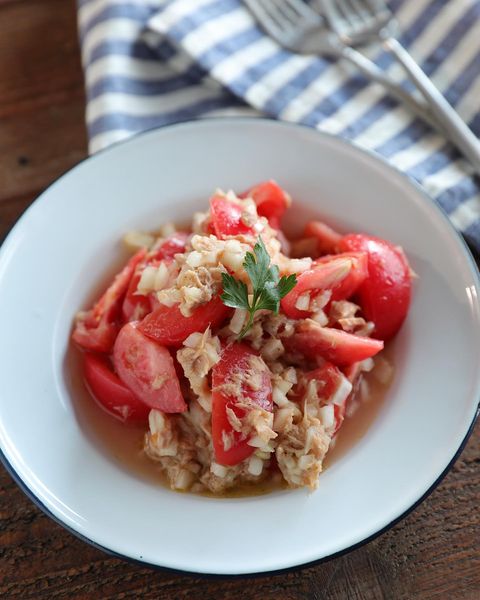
[359,358,374,372]
[148,409,165,434]
[261,338,284,361]
[311,310,329,326]
[153,262,170,290]
[319,405,335,430]
[331,375,353,406]
[137,266,157,294]
[284,367,297,385]
[272,386,289,407]
[295,292,310,311]
[229,308,247,334]
[248,456,264,476]
[211,462,228,478]
[174,469,195,490]
[186,251,203,268]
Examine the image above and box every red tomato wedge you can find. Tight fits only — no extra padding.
[210,194,255,238]
[304,220,342,255]
[212,342,273,466]
[84,353,150,423]
[339,234,412,341]
[113,322,186,412]
[241,180,290,226]
[281,254,366,319]
[305,363,352,434]
[73,249,146,353]
[150,231,188,261]
[289,320,384,366]
[138,295,230,347]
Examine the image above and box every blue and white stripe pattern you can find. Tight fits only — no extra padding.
[77,0,480,251]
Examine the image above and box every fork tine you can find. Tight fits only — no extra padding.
[280,0,323,21]
[243,0,287,40]
[321,0,348,36]
[269,0,303,30]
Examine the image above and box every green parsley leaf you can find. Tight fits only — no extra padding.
[220,272,249,309]
[220,236,298,339]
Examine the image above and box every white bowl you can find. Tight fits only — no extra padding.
[0,119,479,575]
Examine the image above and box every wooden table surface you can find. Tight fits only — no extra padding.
[0,1,479,598]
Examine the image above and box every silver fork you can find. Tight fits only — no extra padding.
[321,0,480,172]
[243,0,439,130]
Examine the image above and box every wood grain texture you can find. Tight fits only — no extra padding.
[0,1,479,599]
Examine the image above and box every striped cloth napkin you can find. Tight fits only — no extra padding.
[77,0,480,252]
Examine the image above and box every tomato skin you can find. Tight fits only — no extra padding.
[339,234,412,341]
[84,353,150,423]
[113,322,186,413]
[281,254,365,319]
[73,249,147,353]
[212,342,272,466]
[289,320,384,366]
[138,295,230,347]
[241,180,290,225]
[304,220,342,255]
[210,195,255,238]
[150,232,188,261]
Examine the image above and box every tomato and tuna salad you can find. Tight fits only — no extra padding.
[72,181,413,494]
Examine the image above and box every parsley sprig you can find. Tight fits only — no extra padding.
[221,237,297,339]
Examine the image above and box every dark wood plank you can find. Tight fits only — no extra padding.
[0,0,479,598]
[0,0,88,202]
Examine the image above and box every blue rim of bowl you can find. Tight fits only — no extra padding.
[0,116,479,577]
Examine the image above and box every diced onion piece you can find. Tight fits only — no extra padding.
[273,406,296,432]
[274,377,293,395]
[310,290,332,310]
[211,462,228,478]
[284,367,297,385]
[272,386,289,407]
[247,456,264,476]
[148,409,165,434]
[319,405,335,430]
[359,358,374,372]
[173,469,195,491]
[254,450,272,460]
[222,240,245,273]
[137,266,157,294]
[229,308,247,334]
[298,455,316,470]
[311,310,328,326]
[156,288,181,307]
[331,375,352,406]
[261,338,284,361]
[286,257,312,274]
[186,251,203,268]
[295,292,311,311]
[153,262,170,291]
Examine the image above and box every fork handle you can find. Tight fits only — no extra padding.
[340,46,442,132]
[383,36,480,174]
